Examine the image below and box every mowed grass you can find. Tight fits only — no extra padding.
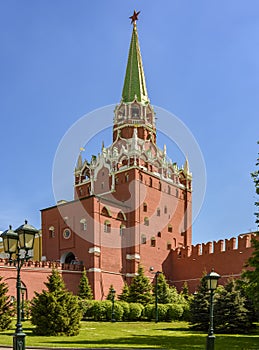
[1,321,259,349]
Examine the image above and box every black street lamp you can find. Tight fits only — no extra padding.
[111,288,116,322]
[21,287,26,322]
[205,269,220,350]
[1,220,38,350]
[150,267,162,323]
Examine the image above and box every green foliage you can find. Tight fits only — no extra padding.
[181,281,190,300]
[189,275,210,330]
[118,283,130,302]
[118,301,130,320]
[78,268,93,300]
[167,303,184,321]
[155,273,172,304]
[0,276,14,330]
[79,299,95,320]
[128,302,144,321]
[106,284,116,301]
[106,302,124,321]
[31,269,82,336]
[128,265,152,305]
[242,141,259,313]
[214,279,254,333]
[91,300,111,321]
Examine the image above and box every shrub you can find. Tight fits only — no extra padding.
[166,303,183,321]
[92,300,111,321]
[128,303,144,321]
[79,299,96,320]
[118,301,130,320]
[106,302,124,321]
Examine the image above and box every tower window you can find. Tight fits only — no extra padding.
[139,173,143,182]
[159,182,162,191]
[143,203,147,212]
[168,186,171,195]
[164,206,167,214]
[168,224,173,233]
[167,242,172,250]
[48,226,55,238]
[157,208,160,216]
[132,106,140,118]
[176,189,179,198]
[125,173,129,182]
[149,178,152,187]
[104,221,111,233]
[141,234,147,244]
[151,237,156,247]
[144,217,149,226]
[157,232,161,238]
[120,224,126,235]
[80,219,87,231]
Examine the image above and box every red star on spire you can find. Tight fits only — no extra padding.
[129,10,140,24]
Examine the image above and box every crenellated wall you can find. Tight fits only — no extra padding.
[169,233,257,293]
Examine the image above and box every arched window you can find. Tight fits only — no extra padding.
[104,220,111,233]
[139,173,143,182]
[164,206,167,214]
[49,226,55,238]
[125,173,129,182]
[101,206,112,217]
[159,181,162,191]
[168,186,171,195]
[149,177,152,187]
[117,211,126,221]
[167,242,172,250]
[168,224,173,233]
[120,224,126,235]
[157,208,160,216]
[143,203,147,212]
[176,188,179,198]
[144,217,149,226]
[141,234,147,244]
[157,232,161,238]
[80,219,87,231]
[151,237,156,247]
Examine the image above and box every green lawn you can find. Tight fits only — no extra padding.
[1,321,259,349]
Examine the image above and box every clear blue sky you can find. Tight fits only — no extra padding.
[0,0,258,245]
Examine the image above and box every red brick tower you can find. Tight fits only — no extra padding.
[41,13,192,299]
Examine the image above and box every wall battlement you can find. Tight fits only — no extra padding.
[173,233,257,259]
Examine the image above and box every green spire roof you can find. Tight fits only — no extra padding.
[122,22,149,103]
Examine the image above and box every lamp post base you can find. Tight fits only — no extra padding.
[13,332,26,350]
[206,334,215,350]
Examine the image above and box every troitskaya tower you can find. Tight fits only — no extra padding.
[42,11,192,299]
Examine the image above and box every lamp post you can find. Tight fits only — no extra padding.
[21,287,26,322]
[1,220,38,350]
[111,288,116,322]
[205,269,220,350]
[149,267,161,323]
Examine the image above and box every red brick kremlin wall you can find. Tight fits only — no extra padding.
[169,233,256,292]
[0,232,256,299]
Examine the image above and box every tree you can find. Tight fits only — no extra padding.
[155,273,172,304]
[0,276,14,331]
[242,141,259,313]
[78,268,93,300]
[214,279,253,333]
[118,283,130,302]
[31,269,82,336]
[181,281,190,300]
[106,284,116,301]
[128,265,153,305]
[189,275,210,331]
